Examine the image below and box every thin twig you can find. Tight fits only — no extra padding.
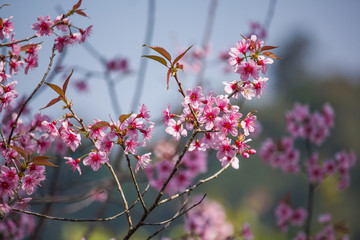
[158,158,234,206]
[124,153,147,212]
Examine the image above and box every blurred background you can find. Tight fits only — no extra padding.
[3,0,359,239]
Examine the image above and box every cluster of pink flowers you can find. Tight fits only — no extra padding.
[260,136,300,174]
[184,196,234,240]
[292,213,349,240]
[0,211,34,240]
[275,201,307,232]
[178,45,209,74]
[64,104,154,174]
[306,150,356,190]
[286,102,334,145]
[30,14,93,53]
[223,35,276,100]
[145,140,208,195]
[260,102,356,190]
[163,85,257,170]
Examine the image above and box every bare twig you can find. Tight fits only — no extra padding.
[146,195,206,240]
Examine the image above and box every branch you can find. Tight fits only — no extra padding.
[146,195,206,240]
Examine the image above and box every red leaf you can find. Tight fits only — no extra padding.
[166,68,171,90]
[173,45,192,65]
[90,121,110,130]
[260,45,279,52]
[75,9,88,18]
[63,69,73,94]
[20,43,41,52]
[40,96,61,110]
[0,18,3,28]
[262,51,281,59]
[9,145,27,160]
[72,0,82,10]
[119,112,133,123]
[0,4,10,10]
[143,45,171,62]
[32,156,57,167]
[45,83,65,99]
[142,55,168,67]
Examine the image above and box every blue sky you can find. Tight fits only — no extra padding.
[4,0,360,121]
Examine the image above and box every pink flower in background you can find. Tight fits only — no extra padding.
[241,223,254,240]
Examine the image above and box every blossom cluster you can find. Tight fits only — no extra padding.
[163,85,257,171]
[275,201,307,232]
[145,140,208,195]
[292,213,349,240]
[260,102,356,190]
[184,196,234,240]
[64,104,154,174]
[223,35,277,100]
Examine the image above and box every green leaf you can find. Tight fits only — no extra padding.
[90,121,110,130]
[262,51,281,59]
[45,83,65,99]
[143,45,171,62]
[63,69,73,94]
[119,112,133,123]
[40,96,61,110]
[32,156,58,167]
[142,55,168,68]
[9,145,27,160]
[173,45,193,65]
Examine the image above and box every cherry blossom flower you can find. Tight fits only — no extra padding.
[165,119,187,141]
[135,153,151,172]
[83,151,108,171]
[0,16,14,40]
[65,157,82,175]
[184,86,205,109]
[32,16,53,37]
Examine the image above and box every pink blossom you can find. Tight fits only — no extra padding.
[0,16,14,40]
[9,58,24,75]
[215,115,238,138]
[83,151,108,171]
[79,25,93,43]
[59,123,81,152]
[41,120,59,138]
[240,81,256,100]
[241,223,254,240]
[135,153,151,172]
[165,119,187,141]
[22,172,41,195]
[184,86,205,109]
[162,104,174,125]
[318,213,332,224]
[124,135,141,154]
[236,60,261,81]
[291,208,307,226]
[65,157,82,175]
[199,105,219,130]
[32,16,53,37]
[137,104,151,122]
[241,112,257,136]
[256,55,273,75]
[293,231,306,240]
[54,15,70,32]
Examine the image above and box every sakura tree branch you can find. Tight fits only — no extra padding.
[130,0,155,111]
[7,45,57,145]
[67,105,133,229]
[0,35,37,47]
[145,195,206,240]
[123,128,199,239]
[124,152,147,212]
[158,158,234,206]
